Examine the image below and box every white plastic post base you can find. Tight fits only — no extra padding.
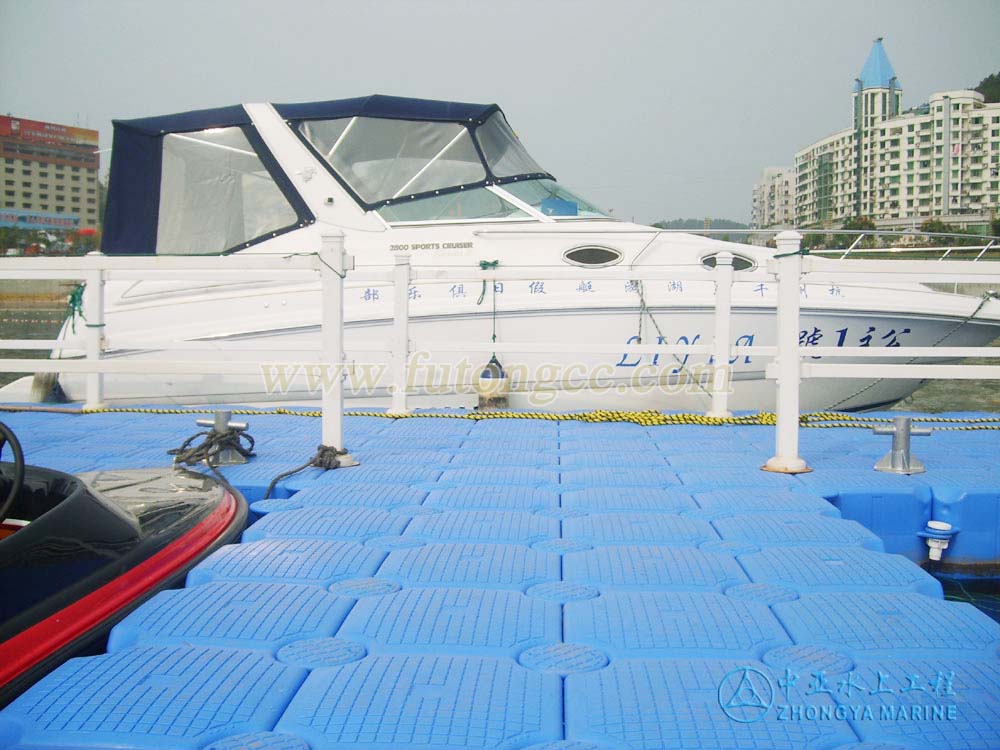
[337,452,360,468]
[762,456,812,474]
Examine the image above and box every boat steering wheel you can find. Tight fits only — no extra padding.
[0,421,25,523]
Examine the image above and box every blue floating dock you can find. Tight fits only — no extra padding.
[2,408,1000,749]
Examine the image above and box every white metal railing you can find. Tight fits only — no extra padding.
[763,230,1000,473]
[657,227,999,264]
[1,229,999,471]
[0,234,355,451]
[379,253,751,418]
[0,236,749,454]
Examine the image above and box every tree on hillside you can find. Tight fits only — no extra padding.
[974,72,1000,103]
[652,218,752,242]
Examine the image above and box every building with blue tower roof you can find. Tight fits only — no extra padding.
[848,37,903,220]
[765,38,1000,233]
[856,36,901,93]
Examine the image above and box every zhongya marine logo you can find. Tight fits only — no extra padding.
[718,666,774,723]
[716,665,960,724]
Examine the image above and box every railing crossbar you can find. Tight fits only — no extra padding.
[2,233,1000,472]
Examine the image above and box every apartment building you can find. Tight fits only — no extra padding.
[0,115,100,230]
[792,39,999,231]
[751,167,794,228]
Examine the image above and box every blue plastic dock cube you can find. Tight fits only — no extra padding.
[829,487,933,559]
[932,487,1000,565]
[0,646,306,749]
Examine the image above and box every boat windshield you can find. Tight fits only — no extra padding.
[296,111,550,209]
[500,179,608,218]
[378,180,608,223]
[377,187,529,222]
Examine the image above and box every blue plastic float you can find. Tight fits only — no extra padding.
[1,408,999,749]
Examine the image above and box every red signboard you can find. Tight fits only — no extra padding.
[0,115,98,148]
[0,209,79,231]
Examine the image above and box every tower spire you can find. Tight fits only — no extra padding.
[857,37,899,91]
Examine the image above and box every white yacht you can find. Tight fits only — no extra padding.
[7,95,1000,411]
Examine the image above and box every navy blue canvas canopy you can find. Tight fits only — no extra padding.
[274,95,500,125]
[102,105,311,254]
[111,104,251,137]
[101,95,546,254]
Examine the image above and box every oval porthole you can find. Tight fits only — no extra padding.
[563,245,623,267]
[701,253,756,271]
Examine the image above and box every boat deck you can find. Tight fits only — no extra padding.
[2,407,1000,749]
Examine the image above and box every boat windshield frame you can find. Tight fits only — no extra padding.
[286,110,554,212]
[379,182,615,226]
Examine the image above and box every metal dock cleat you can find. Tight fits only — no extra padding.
[872,416,931,474]
[193,410,253,466]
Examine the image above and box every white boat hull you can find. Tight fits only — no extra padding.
[26,301,1000,412]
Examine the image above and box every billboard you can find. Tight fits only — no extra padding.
[0,115,98,148]
[0,209,80,231]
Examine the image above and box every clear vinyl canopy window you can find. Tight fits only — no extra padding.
[475,113,545,178]
[156,127,298,254]
[296,111,549,209]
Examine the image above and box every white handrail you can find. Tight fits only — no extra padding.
[788,256,1000,283]
[0,359,277,375]
[2,233,1000,474]
[83,267,104,408]
[318,233,352,453]
[707,252,734,418]
[406,267,768,282]
[371,248,739,415]
[0,253,321,274]
[802,363,1000,379]
[763,232,809,474]
[390,254,411,415]
[764,232,1000,474]
[0,242,353,453]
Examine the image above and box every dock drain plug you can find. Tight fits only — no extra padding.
[919,520,957,561]
[873,416,930,474]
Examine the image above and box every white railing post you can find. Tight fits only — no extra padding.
[764,230,810,474]
[706,251,734,418]
[318,231,357,463]
[83,258,105,409]
[389,253,411,414]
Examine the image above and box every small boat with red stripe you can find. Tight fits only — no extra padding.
[0,421,246,704]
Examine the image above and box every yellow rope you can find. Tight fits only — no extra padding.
[17,405,989,430]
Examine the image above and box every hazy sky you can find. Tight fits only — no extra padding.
[2,0,998,223]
